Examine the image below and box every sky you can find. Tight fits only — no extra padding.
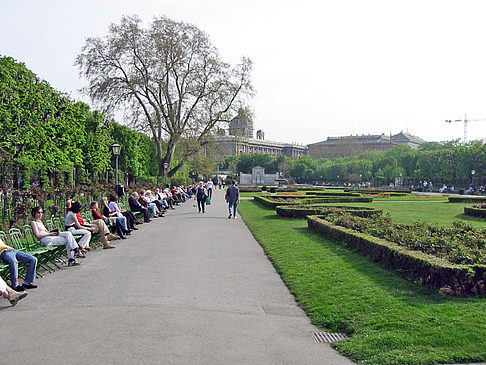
[2,0,486,145]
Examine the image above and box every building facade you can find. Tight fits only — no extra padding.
[308,132,426,159]
[208,135,308,161]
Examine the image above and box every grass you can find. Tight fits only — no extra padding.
[239,200,486,365]
[324,200,486,228]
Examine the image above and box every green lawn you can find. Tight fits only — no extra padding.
[239,200,486,365]
[326,200,486,228]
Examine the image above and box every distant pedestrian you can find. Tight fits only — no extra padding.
[207,179,214,199]
[196,181,208,213]
[225,180,240,219]
[218,180,222,189]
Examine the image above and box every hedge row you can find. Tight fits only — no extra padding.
[346,188,411,194]
[307,215,486,297]
[449,196,486,203]
[464,206,486,218]
[238,186,297,193]
[253,195,373,209]
[276,205,382,219]
[304,191,361,197]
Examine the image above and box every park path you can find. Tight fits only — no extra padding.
[0,188,353,365]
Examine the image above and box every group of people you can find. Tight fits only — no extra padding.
[1,181,240,307]
[1,184,192,306]
[192,179,240,219]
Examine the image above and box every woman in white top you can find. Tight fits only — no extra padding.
[30,206,82,266]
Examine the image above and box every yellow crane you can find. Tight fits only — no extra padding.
[445,114,486,143]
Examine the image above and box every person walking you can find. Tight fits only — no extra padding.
[207,179,214,199]
[225,180,240,219]
[196,181,208,213]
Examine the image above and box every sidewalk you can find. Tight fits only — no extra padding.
[0,189,354,364]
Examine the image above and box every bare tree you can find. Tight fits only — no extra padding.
[76,15,252,177]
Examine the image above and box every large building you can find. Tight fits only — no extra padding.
[308,132,426,159]
[209,133,308,161]
[207,110,308,161]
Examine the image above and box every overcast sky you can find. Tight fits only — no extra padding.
[2,0,486,145]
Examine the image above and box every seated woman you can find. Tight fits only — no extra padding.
[67,201,117,249]
[91,201,129,239]
[107,195,138,230]
[0,238,37,291]
[0,276,28,306]
[31,206,82,266]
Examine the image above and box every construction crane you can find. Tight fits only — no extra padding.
[445,114,486,143]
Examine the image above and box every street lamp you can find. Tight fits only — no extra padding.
[471,169,476,185]
[111,142,122,185]
[163,162,169,177]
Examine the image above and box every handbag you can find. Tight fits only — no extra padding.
[206,197,211,205]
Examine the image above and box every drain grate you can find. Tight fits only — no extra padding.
[311,332,348,343]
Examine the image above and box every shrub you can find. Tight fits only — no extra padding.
[276,205,382,219]
[307,215,486,297]
[449,196,486,203]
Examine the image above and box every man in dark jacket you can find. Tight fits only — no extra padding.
[225,180,240,219]
[129,192,151,222]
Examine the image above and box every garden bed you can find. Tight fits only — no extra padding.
[276,204,382,219]
[304,191,361,197]
[253,195,373,209]
[307,214,486,297]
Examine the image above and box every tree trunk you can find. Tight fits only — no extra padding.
[159,139,177,177]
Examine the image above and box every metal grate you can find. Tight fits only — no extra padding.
[311,332,348,343]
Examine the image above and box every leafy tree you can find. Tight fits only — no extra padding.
[76,15,253,177]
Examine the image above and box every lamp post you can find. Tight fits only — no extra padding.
[111,142,122,185]
[471,169,476,185]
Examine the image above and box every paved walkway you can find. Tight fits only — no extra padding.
[0,189,354,364]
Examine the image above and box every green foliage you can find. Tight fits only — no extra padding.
[325,211,486,265]
[240,200,486,364]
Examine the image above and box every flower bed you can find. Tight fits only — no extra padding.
[253,195,373,209]
[276,204,382,219]
[304,191,361,197]
[307,214,486,297]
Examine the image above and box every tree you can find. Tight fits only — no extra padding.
[76,15,253,177]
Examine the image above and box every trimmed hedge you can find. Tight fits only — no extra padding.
[464,206,486,218]
[276,205,382,219]
[307,215,486,297]
[449,196,486,203]
[238,186,298,193]
[304,191,361,197]
[253,195,373,209]
[347,188,411,194]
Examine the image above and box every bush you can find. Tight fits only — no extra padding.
[276,205,382,219]
[464,206,486,218]
[262,185,267,192]
[449,196,486,203]
[269,187,276,194]
[307,215,486,297]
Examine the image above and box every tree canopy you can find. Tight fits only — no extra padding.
[76,14,253,177]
